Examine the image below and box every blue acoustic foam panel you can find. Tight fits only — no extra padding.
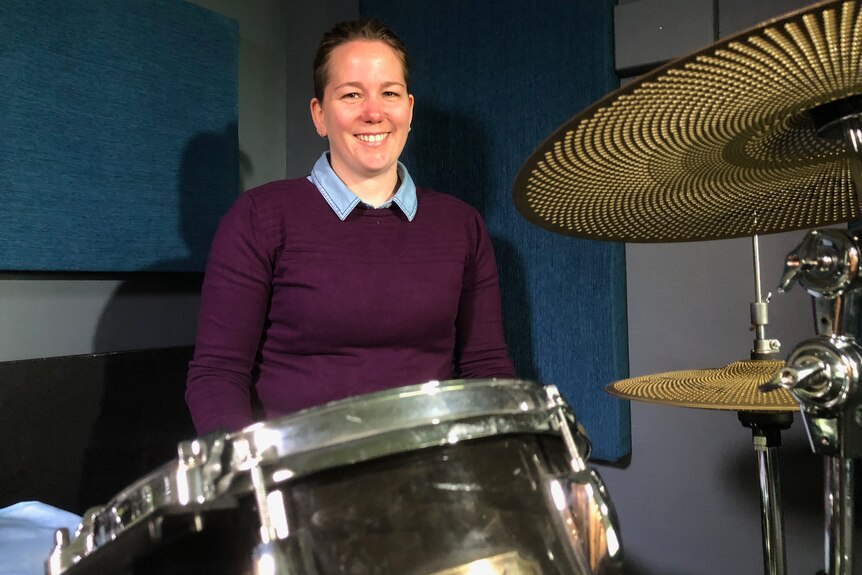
[360,0,630,460]
[1,0,238,271]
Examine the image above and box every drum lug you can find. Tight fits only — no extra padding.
[252,541,295,575]
[147,515,165,541]
[545,470,624,574]
[45,508,98,575]
[192,512,204,533]
[243,441,304,575]
[249,462,290,543]
[45,527,70,575]
[176,435,226,505]
[544,384,592,470]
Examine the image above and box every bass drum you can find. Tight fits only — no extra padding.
[48,379,622,575]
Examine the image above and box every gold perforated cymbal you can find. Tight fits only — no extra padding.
[514,0,862,242]
[606,360,799,411]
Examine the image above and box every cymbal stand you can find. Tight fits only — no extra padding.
[764,228,862,575]
[825,456,854,575]
[745,233,790,575]
[738,410,793,575]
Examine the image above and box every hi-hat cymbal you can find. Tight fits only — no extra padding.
[514,0,862,242]
[606,360,799,411]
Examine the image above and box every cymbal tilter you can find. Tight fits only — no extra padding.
[751,233,782,361]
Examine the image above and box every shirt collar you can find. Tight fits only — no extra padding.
[307,152,417,221]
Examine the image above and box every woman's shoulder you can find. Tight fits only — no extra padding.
[416,187,481,220]
[220,178,323,234]
[226,178,324,223]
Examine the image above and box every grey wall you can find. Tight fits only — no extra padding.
[284,2,359,178]
[597,1,843,573]
[189,0,289,191]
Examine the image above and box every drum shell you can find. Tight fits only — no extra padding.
[54,380,622,575]
[279,433,587,574]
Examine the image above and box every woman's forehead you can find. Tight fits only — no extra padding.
[326,41,406,84]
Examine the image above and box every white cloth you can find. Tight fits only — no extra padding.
[0,502,81,575]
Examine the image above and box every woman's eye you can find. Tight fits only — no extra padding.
[342,92,360,100]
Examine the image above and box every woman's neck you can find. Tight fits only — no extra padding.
[343,170,400,207]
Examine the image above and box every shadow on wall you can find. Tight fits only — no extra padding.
[404,102,538,380]
[77,124,249,511]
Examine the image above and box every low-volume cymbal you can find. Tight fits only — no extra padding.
[606,360,799,412]
[514,0,862,242]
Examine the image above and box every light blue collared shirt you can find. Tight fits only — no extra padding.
[307,153,418,221]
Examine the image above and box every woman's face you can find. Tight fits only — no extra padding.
[310,40,414,187]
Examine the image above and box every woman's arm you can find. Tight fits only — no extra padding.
[185,192,276,434]
[453,212,516,379]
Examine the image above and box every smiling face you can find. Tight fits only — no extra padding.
[310,40,414,189]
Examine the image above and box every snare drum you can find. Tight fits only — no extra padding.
[47,379,622,574]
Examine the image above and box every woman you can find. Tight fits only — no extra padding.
[185,19,515,435]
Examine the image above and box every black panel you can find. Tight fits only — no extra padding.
[0,347,196,514]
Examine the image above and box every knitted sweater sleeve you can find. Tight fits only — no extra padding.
[453,211,517,379]
[185,192,276,434]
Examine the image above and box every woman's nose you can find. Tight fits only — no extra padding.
[362,96,383,121]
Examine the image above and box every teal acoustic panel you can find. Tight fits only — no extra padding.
[1,0,238,271]
[360,0,630,460]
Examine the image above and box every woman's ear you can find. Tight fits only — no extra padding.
[310,98,326,137]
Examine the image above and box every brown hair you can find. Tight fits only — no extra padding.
[313,18,410,101]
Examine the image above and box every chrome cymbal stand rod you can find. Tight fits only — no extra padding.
[739,412,792,575]
[758,444,785,575]
[746,232,789,575]
[825,456,854,575]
